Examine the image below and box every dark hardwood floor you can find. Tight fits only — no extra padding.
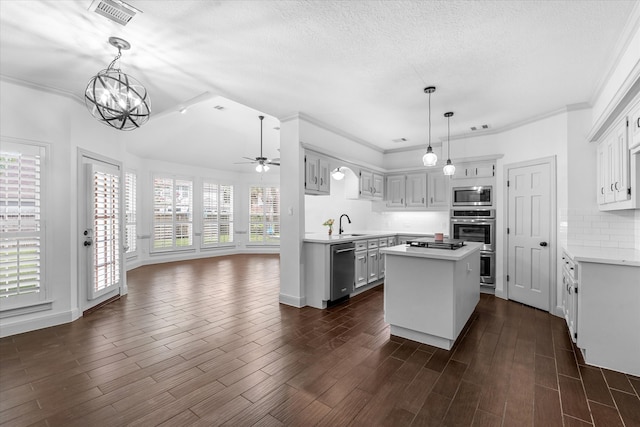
[1,254,639,426]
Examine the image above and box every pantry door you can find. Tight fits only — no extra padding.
[79,152,123,312]
[506,157,555,312]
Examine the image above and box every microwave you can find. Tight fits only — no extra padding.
[452,185,493,206]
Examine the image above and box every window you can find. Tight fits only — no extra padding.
[152,176,193,251]
[125,171,136,255]
[249,186,280,245]
[202,182,234,247]
[0,141,45,305]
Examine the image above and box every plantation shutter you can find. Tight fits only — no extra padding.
[125,172,136,254]
[0,143,43,302]
[249,186,280,244]
[202,182,234,247]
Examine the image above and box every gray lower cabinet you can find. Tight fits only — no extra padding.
[355,249,368,288]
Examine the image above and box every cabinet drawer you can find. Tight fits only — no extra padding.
[355,241,367,251]
[378,240,388,248]
[367,239,379,249]
[561,252,577,280]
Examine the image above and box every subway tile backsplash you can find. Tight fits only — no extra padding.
[567,209,638,249]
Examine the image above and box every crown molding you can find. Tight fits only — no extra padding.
[0,74,83,104]
[589,2,640,107]
[293,112,385,153]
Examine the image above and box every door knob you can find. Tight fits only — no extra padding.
[84,241,92,247]
[539,242,548,247]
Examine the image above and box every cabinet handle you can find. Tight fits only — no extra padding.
[401,198,403,204]
[320,178,323,185]
[637,117,640,128]
[431,197,433,204]
[315,177,318,184]
[422,197,425,204]
[611,184,614,191]
[601,187,604,195]
[475,168,478,175]
[614,181,619,190]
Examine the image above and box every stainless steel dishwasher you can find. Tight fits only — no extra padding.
[330,242,355,304]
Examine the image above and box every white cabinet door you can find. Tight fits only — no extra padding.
[473,163,495,178]
[630,100,640,150]
[427,172,449,208]
[355,250,368,288]
[367,249,379,283]
[305,153,319,192]
[360,170,373,197]
[612,119,629,202]
[596,143,606,205]
[372,173,384,199]
[318,157,331,194]
[386,175,406,207]
[405,173,427,207]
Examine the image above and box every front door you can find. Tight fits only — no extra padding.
[507,158,553,311]
[79,154,122,311]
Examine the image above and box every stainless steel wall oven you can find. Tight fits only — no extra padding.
[451,209,495,285]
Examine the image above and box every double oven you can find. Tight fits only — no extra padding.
[450,185,495,286]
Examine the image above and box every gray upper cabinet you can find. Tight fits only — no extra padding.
[384,172,447,210]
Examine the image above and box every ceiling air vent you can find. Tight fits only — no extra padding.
[213,105,225,110]
[88,0,141,26]
[392,137,408,143]
[470,124,490,131]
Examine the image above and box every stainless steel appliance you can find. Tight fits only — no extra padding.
[452,185,493,206]
[450,209,495,285]
[330,242,355,304]
[450,209,495,251]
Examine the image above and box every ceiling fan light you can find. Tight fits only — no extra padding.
[332,167,345,180]
[422,148,438,167]
[443,159,456,176]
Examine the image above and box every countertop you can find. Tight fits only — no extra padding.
[562,244,640,267]
[380,241,482,261]
[303,231,440,244]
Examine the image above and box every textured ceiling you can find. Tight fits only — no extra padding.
[0,0,636,171]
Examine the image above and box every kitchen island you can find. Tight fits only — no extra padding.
[380,242,482,350]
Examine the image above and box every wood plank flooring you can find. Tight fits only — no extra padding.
[1,253,639,426]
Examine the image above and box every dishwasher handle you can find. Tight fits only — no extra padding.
[335,247,355,254]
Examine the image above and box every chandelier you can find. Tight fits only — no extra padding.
[422,86,438,167]
[84,37,151,131]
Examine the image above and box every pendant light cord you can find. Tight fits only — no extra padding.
[447,114,450,158]
[428,91,432,149]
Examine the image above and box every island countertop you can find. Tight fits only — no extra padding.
[380,241,482,261]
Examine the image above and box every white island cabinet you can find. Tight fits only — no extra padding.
[380,242,482,350]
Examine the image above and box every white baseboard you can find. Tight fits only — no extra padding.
[0,309,79,338]
[279,293,305,308]
[494,288,507,299]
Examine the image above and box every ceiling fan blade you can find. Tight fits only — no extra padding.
[268,161,281,166]
[233,161,257,164]
[269,157,280,163]
[242,156,258,161]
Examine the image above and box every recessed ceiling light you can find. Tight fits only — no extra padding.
[392,137,408,143]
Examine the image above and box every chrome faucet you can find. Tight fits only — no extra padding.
[339,214,351,235]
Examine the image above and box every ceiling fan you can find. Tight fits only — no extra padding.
[236,115,280,172]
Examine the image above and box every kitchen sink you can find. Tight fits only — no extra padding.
[339,233,367,237]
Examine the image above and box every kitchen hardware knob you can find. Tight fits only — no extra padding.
[539,242,548,247]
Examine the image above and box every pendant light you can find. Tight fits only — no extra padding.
[443,112,456,176]
[331,167,345,180]
[84,37,151,131]
[422,86,438,167]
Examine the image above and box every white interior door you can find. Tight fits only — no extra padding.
[507,161,552,311]
[80,156,122,311]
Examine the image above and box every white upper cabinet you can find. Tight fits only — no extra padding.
[359,170,373,198]
[630,98,640,150]
[305,151,330,195]
[386,175,406,207]
[405,173,427,207]
[372,173,384,199]
[427,172,449,208]
[596,115,635,209]
[452,161,495,179]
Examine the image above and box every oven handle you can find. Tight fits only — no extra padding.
[450,219,495,224]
